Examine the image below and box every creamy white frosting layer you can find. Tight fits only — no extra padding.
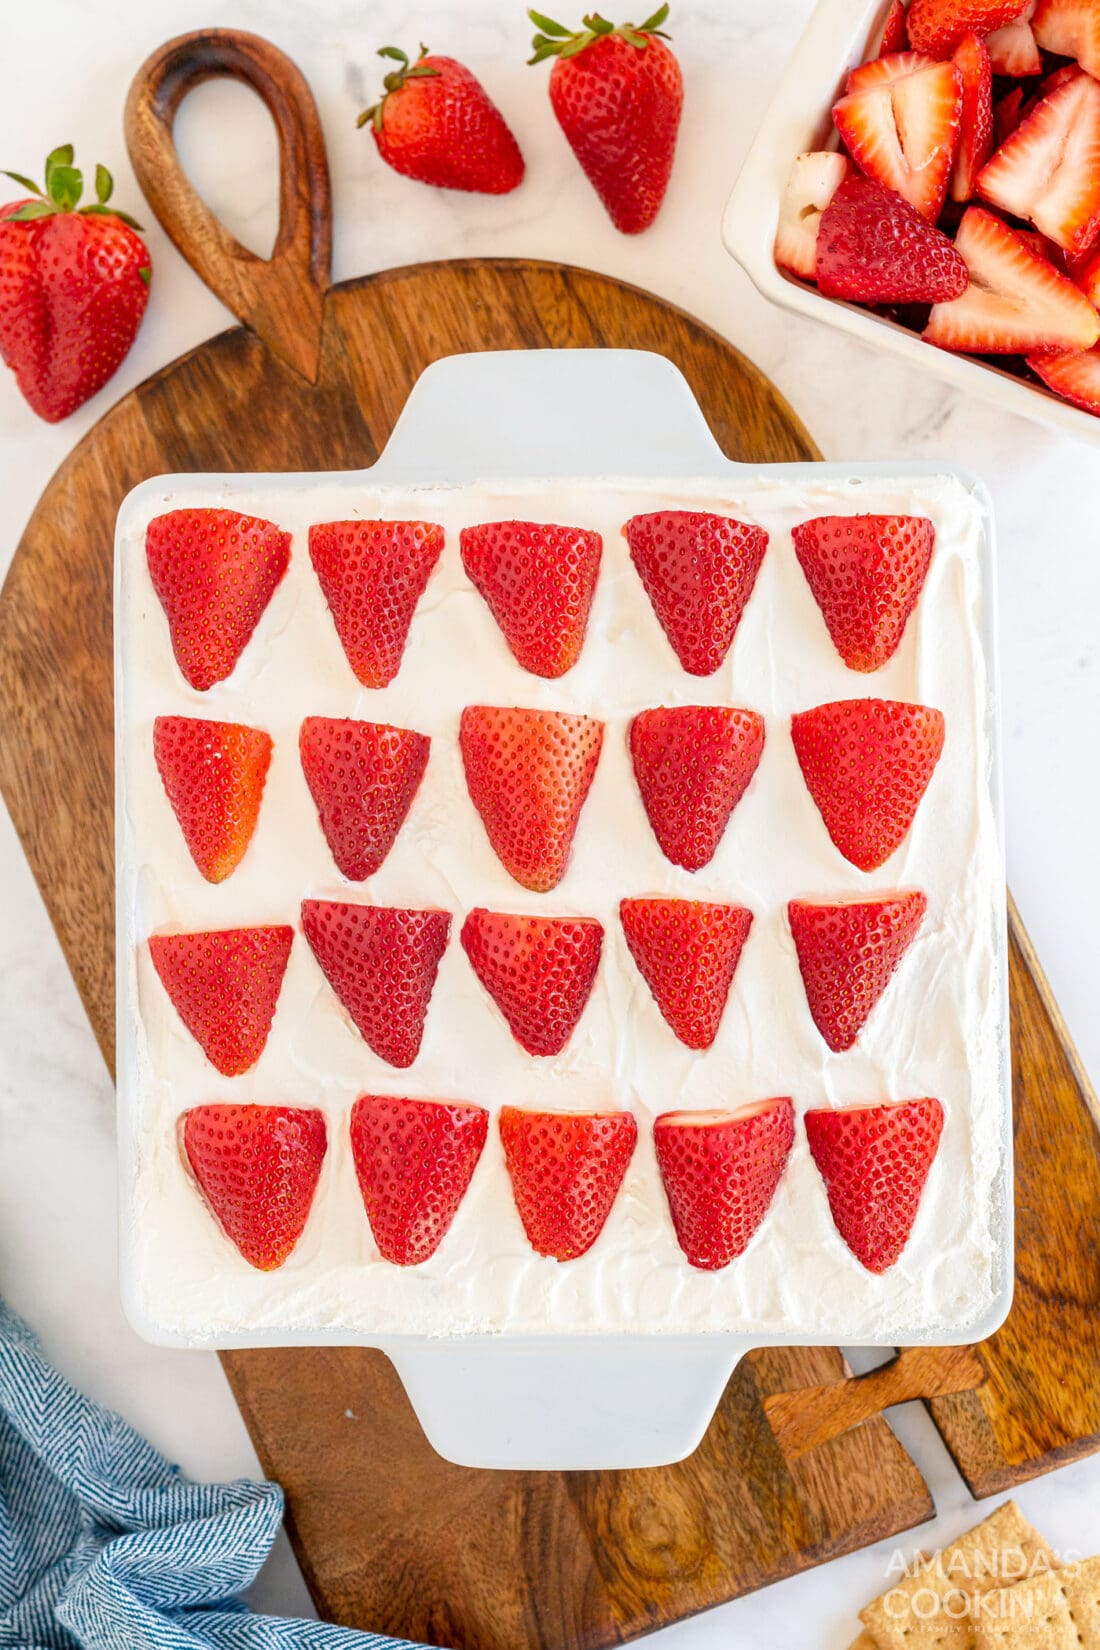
[116,472,1006,1342]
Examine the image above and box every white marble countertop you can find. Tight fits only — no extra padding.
[1,0,1099,1643]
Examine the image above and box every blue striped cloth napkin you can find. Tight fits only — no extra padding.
[0,1299,432,1649]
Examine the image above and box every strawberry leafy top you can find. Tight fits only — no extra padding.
[2,145,145,236]
[528,4,671,64]
[357,44,442,132]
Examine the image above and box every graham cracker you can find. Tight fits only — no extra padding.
[972,1555,1100,1649]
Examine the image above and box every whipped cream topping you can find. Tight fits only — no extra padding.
[116,472,1006,1342]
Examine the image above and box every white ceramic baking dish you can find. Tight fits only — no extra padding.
[722,0,1100,445]
[115,349,1012,1470]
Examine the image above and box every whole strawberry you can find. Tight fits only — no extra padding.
[529,6,683,233]
[0,146,150,422]
[358,44,524,194]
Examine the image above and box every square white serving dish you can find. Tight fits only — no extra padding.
[722,0,1100,446]
[115,348,1012,1469]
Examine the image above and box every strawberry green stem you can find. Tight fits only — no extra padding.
[527,4,670,64]
[1,144,143,228]
[356,43,441,132]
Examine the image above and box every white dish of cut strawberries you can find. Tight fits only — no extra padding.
[724,0,1100,436]
[114,351,1011,1470]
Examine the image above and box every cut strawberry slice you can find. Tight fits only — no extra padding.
[805,1098,944,1273]
[182,1104,327,1271]
[1033,0,1100,79]
[654,1100,795,1270]
[349,1094,488,1265]
[924,207,1100,352]
[908,0,1029,55]
[984,3,1042,73]
[816,176,969,303]
[847,50,938,93]
[774,151,852,279]
[460,520,602,679]
[459,706,604,892]
[460,908,604,1056]
[1078,243,1100,305]
[1028,343,1100,413]
[880,0,912,52]
[788,892,928,1052]
[623,510,768,675]
[153,715,272,884]
[791,512,936,672]
[300,900,451,1068]
[619,898,753,1051]
[299,716,429,881]
[149,926,293,1076]
[146,508,290,692]
[630,706,765,872]
[499,1107,637,1261]
[994,85,1025,147]
[976,72,1100,258]
[832,57,962,221]
[791,698,945,872]
[951,34,993,201]
[307,518,444,688]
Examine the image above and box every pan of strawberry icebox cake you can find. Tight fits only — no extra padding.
[115,345,1012,1470]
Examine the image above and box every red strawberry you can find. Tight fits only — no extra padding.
[300,900,451,1068]
[815,176,969,303]
[847,50,938,93]
[307,519,443,688]
[832,57,962,221]
[1033,0,1100,78]
[994,85,1025,147]
[299,717,429,881]
[653,1100,795,1270]
[976,72,1100,258]
[349,1094,488,1265]
[619,898,752,1050]
[804,1098,944,1272]
[1028,342,1100,413]
[148,926,293,1076]
[153,716,272,884]
[880,0,912,51]
[907,0,1028,54]
[629,706,764,872]
[774,151,852,279]
[788,892,927,1052]
[146,508,291,691]
[460,909,603,1056]
[950,35,994,201]
[358,45,523,194]
[791,513,936,672]
[623,510,768,675]
[181,1103,327,1271]
[924,207,1100,351]
[530,5,683,234]
[984,5,1042,73]
[1078,243,1100,306]
[459,706,604,892]
[499,1106,637,1259]
[0,146,150,422]
[460,520,602,679]
[790,699,945,872]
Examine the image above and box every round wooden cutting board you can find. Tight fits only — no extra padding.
[0,28,1098,1650]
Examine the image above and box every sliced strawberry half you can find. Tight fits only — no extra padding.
[774,151,852,279]
[460,909,603,1056]
[832,57,962,221]
[630,706,765,872]
[907,0,1029,55]
[791,512,936,672]
[307,518,444,688]
[805,1098,944,1272]
[153,715,272,884]
[950,34,993,201]
[976,71,1100,258]
[1028,343,1100,413]
[299,716,429,881]
[349,1094,488,1265]
[1074,241,1100,306]
[994,85,1025,147]
[816,176,969,304]
[984,3,1042,73]
[460,520,602,679]
[880,0,912,53]
[788,892,928,1052]
[1033,0,1100,79]
[459,706,604,892]
[623,510,769,675]
[181,1103,327,1271]
[847,50,938,93]
[498,1107,637,1261]
[791,698,945,872]
[300,900,451,1068]
[148,926,293,1076]
[146,508,290,691]
[654,1100,795,1270]
[924,207,1100,352]
[619,898,753,1051]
